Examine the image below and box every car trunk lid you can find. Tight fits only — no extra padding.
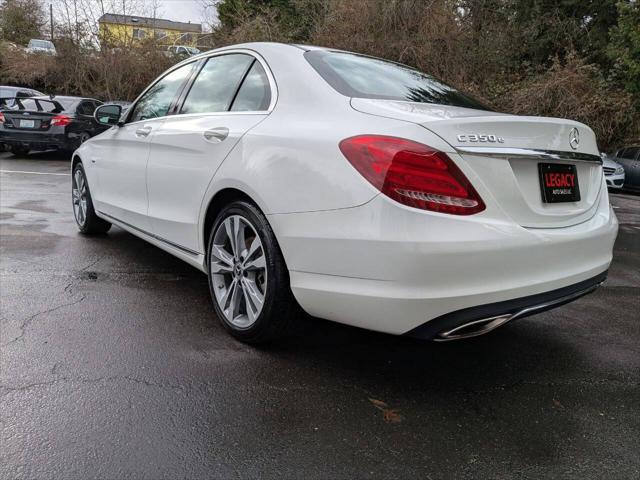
[351,98,603,228]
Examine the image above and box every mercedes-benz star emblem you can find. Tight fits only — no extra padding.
[569,128,580,150]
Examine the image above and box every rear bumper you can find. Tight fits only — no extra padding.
[408,270,607,340]
[270,188,618,336]
[0,130,74,150]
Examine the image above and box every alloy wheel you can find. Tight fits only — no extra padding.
[210,214,267,328]
[72,169,87,226]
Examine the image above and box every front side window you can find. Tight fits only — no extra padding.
[305,50,489,111]
[180,54,254,115]
[230,61,271,111]
[129,63,194,123]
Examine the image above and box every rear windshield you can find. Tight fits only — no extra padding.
[305,50,489,111]
[29,40,54,49]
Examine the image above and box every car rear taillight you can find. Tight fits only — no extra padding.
[339,135,486,215]
[51,114,71,127]
[0,112,4,124]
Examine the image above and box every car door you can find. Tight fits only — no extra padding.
[616,147,640,188]
[146,53,274,253]
[90,62,196,231]
[630,148,640,188]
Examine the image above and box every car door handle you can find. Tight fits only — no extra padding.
[203,127,229,143]
[135,126,153,137]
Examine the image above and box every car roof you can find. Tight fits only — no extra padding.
[0,85,42,92]
[33,95,99,102]
[184,42,302,63]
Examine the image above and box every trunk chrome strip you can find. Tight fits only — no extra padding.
[454,147,602,164]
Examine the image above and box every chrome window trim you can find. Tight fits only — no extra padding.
[455,146,602,164]
[123,49,277,127]
[182,48,278,112]
[165,111,270,120]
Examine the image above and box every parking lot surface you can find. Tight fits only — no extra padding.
[1,151,639,479]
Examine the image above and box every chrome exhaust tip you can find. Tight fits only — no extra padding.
[433,313,514,342]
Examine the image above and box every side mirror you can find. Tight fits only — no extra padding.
[94,104,122,127]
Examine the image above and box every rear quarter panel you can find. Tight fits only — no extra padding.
[199,102,466,253]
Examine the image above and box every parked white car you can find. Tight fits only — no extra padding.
[74,43,618,343]
[166,45,200,57]
[26,39,56,55]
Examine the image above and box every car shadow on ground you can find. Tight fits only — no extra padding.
[101,226,588,395]
[2,148,72,161]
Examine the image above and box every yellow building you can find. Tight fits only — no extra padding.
[98,13,202,47]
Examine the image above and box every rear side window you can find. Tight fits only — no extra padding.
[181,54,254,114]
[76,101,94,115]
[305,50,489,111]
[230,61,271,111]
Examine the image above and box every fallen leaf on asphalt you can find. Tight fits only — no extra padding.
[552,398,565,409]
[369,398,389,408]
[369,398,403,423]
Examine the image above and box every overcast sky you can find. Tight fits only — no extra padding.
[155,0,210,25]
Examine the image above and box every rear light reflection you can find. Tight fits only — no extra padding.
[51,115,71,127]
[339,135,485,215]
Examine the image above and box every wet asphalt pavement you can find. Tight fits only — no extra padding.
[0,150,639,479]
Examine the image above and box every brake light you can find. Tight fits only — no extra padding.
[51,114,71,127]
[339,135,485,215]
[0,112,4,124]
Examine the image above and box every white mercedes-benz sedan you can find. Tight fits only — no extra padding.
[73,42,618,343]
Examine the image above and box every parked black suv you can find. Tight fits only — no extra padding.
[0,95,106,156]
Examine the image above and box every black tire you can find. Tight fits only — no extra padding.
[72,162,111,235]
[207,200,300,344]
[10,146,29,156]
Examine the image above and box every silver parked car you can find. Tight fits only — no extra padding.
[601,153,625,190]
[26,39,56,55]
